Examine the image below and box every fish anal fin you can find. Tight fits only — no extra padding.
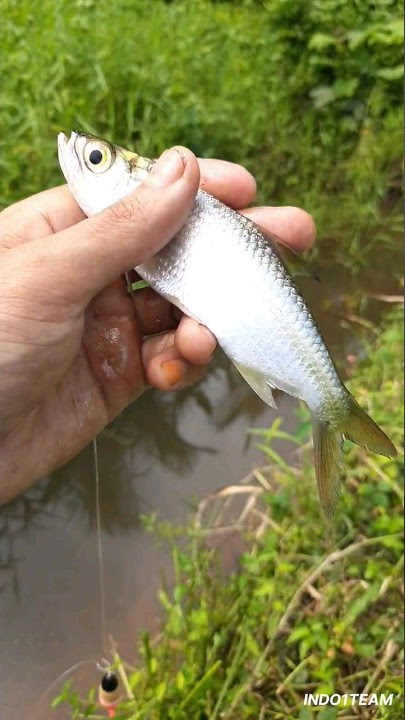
[235,364,278,409]
[164,295,203,324]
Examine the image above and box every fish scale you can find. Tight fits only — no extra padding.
[58,131,396,514]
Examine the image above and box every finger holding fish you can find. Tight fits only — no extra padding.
[198,157,256,208]
[142,333,209,391]
[243,205,316,252]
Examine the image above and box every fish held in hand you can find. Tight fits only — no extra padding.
[58,132,396,515]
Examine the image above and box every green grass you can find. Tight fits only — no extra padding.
[54,309,403,718]
[0,0,403,265]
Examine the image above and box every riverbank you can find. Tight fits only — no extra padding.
[57,309,403,718]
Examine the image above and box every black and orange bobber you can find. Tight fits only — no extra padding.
[98,671,121,718]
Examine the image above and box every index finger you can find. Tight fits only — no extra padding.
[198,158,256,209]
[0,184,85,247]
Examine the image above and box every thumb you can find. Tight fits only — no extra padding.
[27,147,200,304]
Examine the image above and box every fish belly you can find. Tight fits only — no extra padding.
[137,192,332,410]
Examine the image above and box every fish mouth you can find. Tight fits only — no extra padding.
[57,131,70,181]
[57,131,80,182]
[57,131,68,145]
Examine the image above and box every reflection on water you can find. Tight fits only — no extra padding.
[0,351,273,550]
[0,250,402,719]
[1,349,284,719]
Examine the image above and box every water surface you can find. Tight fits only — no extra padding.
[0,253,401,719]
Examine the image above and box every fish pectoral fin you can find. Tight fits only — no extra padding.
[264,381,278,408]
[234,364,278,409]
[164,295,203,324]
[252,220,320,282]
[275,242,320,283]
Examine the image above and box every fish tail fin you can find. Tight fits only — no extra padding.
[342,394,397,458]
[312,395,396,516]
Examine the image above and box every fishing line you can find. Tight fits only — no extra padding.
[35,659,99,718]
[93,435,107,654]
[35,439,110,717]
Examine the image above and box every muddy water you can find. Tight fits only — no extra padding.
[0,255,402,719]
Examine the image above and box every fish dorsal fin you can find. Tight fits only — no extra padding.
[234,364,278,409]
[252,221,320,282]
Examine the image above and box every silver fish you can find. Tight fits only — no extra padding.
[58,131,396,514]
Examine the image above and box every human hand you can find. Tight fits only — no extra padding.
[0,147,315,502]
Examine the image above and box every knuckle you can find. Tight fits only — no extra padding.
[105,193,146,227]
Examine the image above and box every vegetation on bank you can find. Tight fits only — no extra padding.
[1,0,403,717]
[0,0,403,263]
[55,308,403,718]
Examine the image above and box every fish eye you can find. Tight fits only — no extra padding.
[83,141,114,174]
[89,149,103,165]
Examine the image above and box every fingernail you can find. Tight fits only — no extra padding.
[161,359,188,386]
[149,148,185,188]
